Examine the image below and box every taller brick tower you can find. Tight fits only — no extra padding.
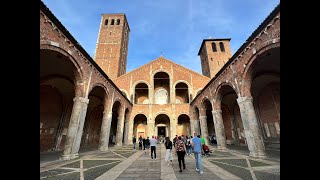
[198,38,232,78]
[94,14,130,79]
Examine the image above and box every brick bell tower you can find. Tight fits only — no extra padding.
[94,14,130,79]
[198,38,232,78]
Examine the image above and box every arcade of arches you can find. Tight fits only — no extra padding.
[40,1,279,160]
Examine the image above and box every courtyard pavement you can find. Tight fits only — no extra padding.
[40,144,280,180]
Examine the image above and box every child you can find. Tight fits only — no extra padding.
[203,144,210,157]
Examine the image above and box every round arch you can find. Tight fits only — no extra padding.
[240,42,280,96]
[177,114,191,136]
[132,80,150,89]
[133,114,148,139]
[174,81,190,104]
[153,111,173,121]
[214,83,238,108]
[173,80,191,89]
[134,81,149,104]
[40,43,83,84]
[152,69,171,78]
[154,114,171,139]
[89,83,109,97]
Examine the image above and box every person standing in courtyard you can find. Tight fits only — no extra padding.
[150,135,157,160]
[132,136,136,150]
[164,137,173,166]
[192,135,204,175]
[145,136,150,155]
[175,136,187,172]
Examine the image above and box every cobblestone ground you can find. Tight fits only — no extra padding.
[40,145,280,180]
[40,146,136,180]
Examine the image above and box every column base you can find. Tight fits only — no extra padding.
[60,153,79,160]
[217,146,227,151]
[249,151,267,159]
[115,143,123,147]
[99,146,109,151]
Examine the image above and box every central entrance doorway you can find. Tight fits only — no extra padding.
[155,114,171,140]
[158,127,166,137]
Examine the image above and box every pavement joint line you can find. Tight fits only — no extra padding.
[189,154,242,180]
[85,160,122,171]
[210,159,252,170]
[95,149,144,180]
[80,159,84,180]
[40,169,78,179]
[246,158,257,180]
[111,151,127,159]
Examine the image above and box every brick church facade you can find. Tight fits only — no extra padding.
[40,0,279,160]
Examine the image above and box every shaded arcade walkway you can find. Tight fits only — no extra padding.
[40,144,280,180]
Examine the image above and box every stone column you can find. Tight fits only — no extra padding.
[123,120,129,145]
[190,119,198,137]
[199,116,209,145]
[116,107,125,146]
[237,96,266,158]
[212,110,227,150]
[72,98,90,157]
[98,111,113,151]
[190,119,195,136]
[148,117,154,137]
[61,97,89,160]
[128,119,134,145]
[170,119,176,140]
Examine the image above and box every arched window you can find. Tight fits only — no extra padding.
[219,42,225,52]
[105,19,108,25]
[212,42,217,52]
[155,89,168,104]
[116,19,120,25]
[111,19,115,25]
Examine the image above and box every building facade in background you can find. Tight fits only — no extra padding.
[40,1,280,159]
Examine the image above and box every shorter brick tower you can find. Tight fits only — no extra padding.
[94,13,130,79]
[198,38,232,78]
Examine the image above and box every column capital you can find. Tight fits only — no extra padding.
[212,110,222,115]
[237,96,253,104]
[73,97,89,104]
[103,111,112,115]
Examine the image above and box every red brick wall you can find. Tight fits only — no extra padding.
[199,40,232,78]
[222,104,232,141]
[81,106,103,147]
[234,104,245,144]
[94,14,129,80]
[40,85,62,152]
[258,83,280,138]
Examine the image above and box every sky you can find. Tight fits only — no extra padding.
[42,0,279,74]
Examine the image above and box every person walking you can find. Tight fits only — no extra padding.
[143,137,146,150]
[150,135,157,160]
[164,137,173,166]
[192,135,204,175]
[186,136,192,155]
[132,136,136,150]
[175,136,187,173]
[139,135,143,150]
[145,136,150,155]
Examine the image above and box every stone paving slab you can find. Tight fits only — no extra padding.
[40,145,280,180]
